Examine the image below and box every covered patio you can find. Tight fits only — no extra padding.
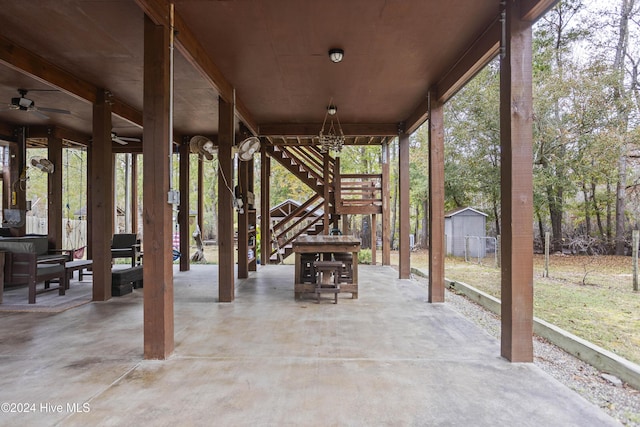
[0,264,616,425]
[0,0,549,363]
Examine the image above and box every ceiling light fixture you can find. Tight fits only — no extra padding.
[328,48,344,63]
[318,101,344,153]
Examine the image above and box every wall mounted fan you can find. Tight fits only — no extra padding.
[2,89,71,119]
[189,135,216,160]
[236,136,260,161]
[30,156,55,173]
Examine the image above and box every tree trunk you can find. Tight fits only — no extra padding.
[493,198,500,236]
[414,204,420,246]
[613,0,634,255]
[615,155,627,254]
[591,179,605,238]
[606,180,613,245]
[421,198,428,248]
[537,212,545,251]
[547,184,564,253]
[582,183,591,237]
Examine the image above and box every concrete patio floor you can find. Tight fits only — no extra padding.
[0,264,617,426]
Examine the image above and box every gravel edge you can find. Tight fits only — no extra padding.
[411,274,640,426]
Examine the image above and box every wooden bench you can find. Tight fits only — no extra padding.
[65,259,93,288]
[111,265,143,296]
[313,260,342,304]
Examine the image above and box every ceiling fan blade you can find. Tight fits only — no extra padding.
[37,106,71,115]
[113,137,128,145]
[118,136,141,142]
[30,109,49,119]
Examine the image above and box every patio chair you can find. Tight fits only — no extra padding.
[111,233,142,267]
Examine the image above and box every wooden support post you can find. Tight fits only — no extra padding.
[10,128,27,236]
[323,153,330,235]
[91,90,113,301]
[247,156,256,272]
[237,158,249,279]
[143,14,174,359]
[197,153,204,236]
[218,95,235,302]
[86,143,93,260]
[428,90,445,303]
[1,145,9,215]
[260,148,271,265]
[500,0,534,363]
[131,153,139,235]
[398,130,411,279]
[371,214,377,265]
[47,133,63,250]
[382,140,391,265]
[633,230,638,291]
[179,140,190,271]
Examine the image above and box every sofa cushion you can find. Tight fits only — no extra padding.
[0,236,49,256]
[0,241,35,254]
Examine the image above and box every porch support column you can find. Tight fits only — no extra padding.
[47,133,63,250]
[500,0,534,362]
[218,95,235,302]
[428,91,445,302]
[10,128,27,236]
[237,158,249,279]
[371,214,377,265]
[323,154,330,235]
[260,148,270,265]
[247,157,256,272]
[91,89,113,301]
[382,140,391,265]
[143,14,174,359]
[197,154,204,235]
[179,140,190,271]
[398,129,410,279]
[131,153,139,235]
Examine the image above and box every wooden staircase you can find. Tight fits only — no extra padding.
[263,143,333,197]
[269,194,325,262]
[265,141,383,263]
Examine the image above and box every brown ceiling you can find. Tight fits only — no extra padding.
[0,0,556,147]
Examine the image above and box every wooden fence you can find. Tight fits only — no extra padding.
[26,216,88,257]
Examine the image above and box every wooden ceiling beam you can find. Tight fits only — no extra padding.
[521,0,559,22]
[26,126,90,146]
[0,34,142,127]
[404,0,557,134]
[174,13,259,136]
[136,0,259,136]
[259,123,398,137]
[436,17,501,104]
[404,17,500,134]
[0,121,15,141]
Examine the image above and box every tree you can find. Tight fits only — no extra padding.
[532,0,586,252]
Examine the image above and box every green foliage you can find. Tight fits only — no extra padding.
[358,248,372,265]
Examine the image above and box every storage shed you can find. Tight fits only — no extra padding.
[445,207,488,258]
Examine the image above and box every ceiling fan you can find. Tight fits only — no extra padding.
[2,88,71,119]
[111,131,141,145]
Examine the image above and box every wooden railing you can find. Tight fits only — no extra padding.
[334,173,383,215]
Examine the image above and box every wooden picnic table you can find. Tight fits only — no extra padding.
[292,235,361,299]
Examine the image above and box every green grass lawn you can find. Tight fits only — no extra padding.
[435,253,640,365]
